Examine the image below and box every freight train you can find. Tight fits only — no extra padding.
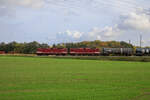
[36,48,150,56]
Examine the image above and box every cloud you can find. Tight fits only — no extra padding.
[0,0,150,46]
[55,7,150,43]
[56,25,122,42]
[0,0,45,16]
[88,25,122,40]
[119,10,150,32]
[18,0,45,8]
[64,30,83,39]
[0,0,45,8]
[56,30,83,42]
[0,0,149,17]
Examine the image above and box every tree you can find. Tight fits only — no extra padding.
[23,41,40,54]
[0,42,6,51]
[5,41,17,53]
[120,41,133,48]
[39,43,49,48]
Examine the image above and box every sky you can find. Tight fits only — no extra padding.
[0,0,150,46]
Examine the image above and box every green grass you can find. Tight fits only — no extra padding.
[51,56,150,62]
[0,56,150,100]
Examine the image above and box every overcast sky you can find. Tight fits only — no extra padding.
[0,0,150,46]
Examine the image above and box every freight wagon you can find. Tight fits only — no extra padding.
[136,48,150,56]
[102,48,134,56]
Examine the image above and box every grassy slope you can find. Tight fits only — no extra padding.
[0,56,150,100]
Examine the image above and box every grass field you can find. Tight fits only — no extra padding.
[0,56,150,100]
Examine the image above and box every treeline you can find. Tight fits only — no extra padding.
[54,40,134,49]
[0,40,133,54]
[0,41,49,54]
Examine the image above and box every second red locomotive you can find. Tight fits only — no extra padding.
[69,48,100,56]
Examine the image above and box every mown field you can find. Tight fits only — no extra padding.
[0,56,150,100]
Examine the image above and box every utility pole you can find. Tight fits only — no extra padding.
[140,34,142,48]
[129,40,131,44]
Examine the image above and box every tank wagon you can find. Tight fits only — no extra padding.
[136,48,150,56]
[102,48,134,56]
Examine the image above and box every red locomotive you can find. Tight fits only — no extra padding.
[0,51,5,54]
[36,48,68,56]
